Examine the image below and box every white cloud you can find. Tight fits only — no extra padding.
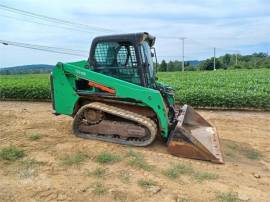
[0,0,269,66]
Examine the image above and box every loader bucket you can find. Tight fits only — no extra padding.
[167,105,224,164]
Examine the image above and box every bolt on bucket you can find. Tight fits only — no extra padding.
[167,105,224,164]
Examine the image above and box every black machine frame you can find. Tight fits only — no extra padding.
[88,32,156,87]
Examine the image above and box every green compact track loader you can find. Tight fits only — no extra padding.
[50,32,224,163]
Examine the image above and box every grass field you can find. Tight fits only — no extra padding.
[0,69,269,110]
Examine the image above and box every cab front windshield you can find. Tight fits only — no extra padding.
[140,41,156,85]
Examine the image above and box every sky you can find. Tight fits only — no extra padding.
[0,0,269,67]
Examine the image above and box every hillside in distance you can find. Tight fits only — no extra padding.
[0,64,54,75]
[187,60,200,65]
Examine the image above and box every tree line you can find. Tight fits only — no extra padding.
[157,52,270,71]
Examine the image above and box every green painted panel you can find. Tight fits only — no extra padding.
[52,61,169,138]
[52,63,79,115]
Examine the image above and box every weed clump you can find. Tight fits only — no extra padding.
[163,163,193,179]
[193,171,218,182]
[92,182,108,195]
[86,167,107,178]
[60,151,88,166]
[0,146,25,161]
[163,162,218,182]
[137,179,157,189]
[95,152,121,164]
[29,133,42,141]
[216,191,238,202]
[127,150,153,171]
[226,141,262,160]
[18,158,44,178]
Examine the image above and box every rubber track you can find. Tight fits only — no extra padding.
[72,102,157,146]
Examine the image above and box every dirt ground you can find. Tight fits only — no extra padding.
[0,101,269,202]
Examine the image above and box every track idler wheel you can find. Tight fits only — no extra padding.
[84,108,104,124]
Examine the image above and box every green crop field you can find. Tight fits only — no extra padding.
[0,74,51,100]
[0,69,269,110]
[158,69,270,110]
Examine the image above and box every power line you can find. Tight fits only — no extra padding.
[0,40,88,57]
[187,38,214,49]
[0,14,101,34]
[187,38,241,54]
[0,3,244,57]
[158,36,241,55]
[0,4,117,33]
[0,4,248,63]
[157,36,179,39]
[216,47,240,53]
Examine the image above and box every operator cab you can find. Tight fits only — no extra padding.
[88,32,156,87]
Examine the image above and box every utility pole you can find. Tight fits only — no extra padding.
[235,53,238,65]
[179,37,186,72]
[213,47,216,71]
